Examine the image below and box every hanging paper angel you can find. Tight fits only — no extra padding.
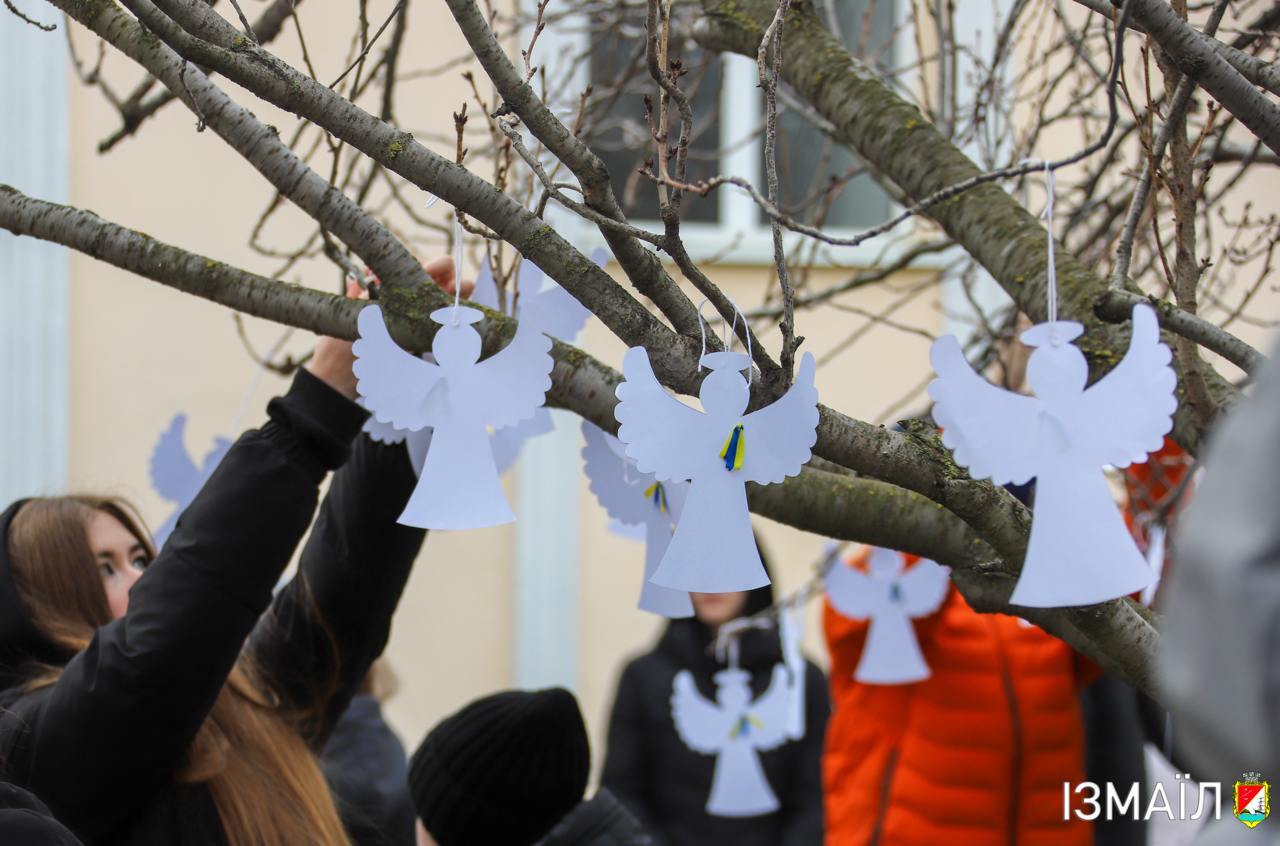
[615,348,819,592]
[149,414,232,547]
[825,547,950,684]
[581,420,693,618]
[671,664,792,817]
[353,303,552,529]
[928,303,1176,607]
[779,606,807,739]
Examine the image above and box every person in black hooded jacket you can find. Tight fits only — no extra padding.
[0,265,454,846]
[601,563,829,846]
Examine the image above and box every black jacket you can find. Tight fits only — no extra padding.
[322,693,416,846]
[0,370,426,846]
[0,782,82,845]
[601,584,829,846]
[539,789,651,846]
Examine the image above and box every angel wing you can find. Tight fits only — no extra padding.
[149,414,200,504]
[582,420,657,525]
[455,314,553,429]
[615,346,720,482]
[671,670,732,754]
[928,335,1044,485]
[352,305,444,432]
[825,556,877,620]
[518,260,592,342]
[1065,304,1177,469]
[469,255,501,312]
[738,352,820,484]
[898,558,951,617]
[745,664,794,752]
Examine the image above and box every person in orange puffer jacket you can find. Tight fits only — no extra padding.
[822,547,1096,846]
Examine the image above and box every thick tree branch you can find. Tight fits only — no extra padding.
[694,0,1242,454]
[1094,289,1264,374]
[0,182,1160,696]
[97,0,300,153]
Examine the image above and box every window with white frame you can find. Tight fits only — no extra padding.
[581,1,896,245]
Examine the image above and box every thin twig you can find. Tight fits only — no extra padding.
[759,0,802,376]
[329,0,405,90]
[5,0,56,30]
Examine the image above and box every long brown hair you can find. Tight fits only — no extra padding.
[7,496,351,846]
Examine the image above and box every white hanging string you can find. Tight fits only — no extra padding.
[695,297,754,384]
[452,208,464,324]
[1019,159,1060,343]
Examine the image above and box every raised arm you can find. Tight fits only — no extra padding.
[0,369,366,838]
[248,431,426,745]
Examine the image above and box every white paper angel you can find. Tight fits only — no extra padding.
[929,303,1176,607]
[779,606,806,739]
[581,420,693,618]
[671,665,792,817]
[615,348,819,592]
[353,303,552,529]
[825,547,950,684]
[149,414,232,547]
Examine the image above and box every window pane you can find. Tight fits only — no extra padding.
[761,0,895,229]
[588,13,723,224]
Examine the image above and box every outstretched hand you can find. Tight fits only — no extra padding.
[307,257,468,400]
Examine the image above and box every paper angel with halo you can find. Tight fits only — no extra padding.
[928,303,1175,607]
[581,420,693,618]
[825,547,950,684]
[671,665,792,817]
[149,414,231,547]
[615,348,819,592]
[353,303,552,530]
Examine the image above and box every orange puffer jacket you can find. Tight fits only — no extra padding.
[823,550,1093,846]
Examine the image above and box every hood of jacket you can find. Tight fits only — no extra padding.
[539,790,652,846]
[0,500,74,694]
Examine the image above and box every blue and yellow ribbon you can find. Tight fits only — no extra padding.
[643,482,668,513]
[730,713,764,739]
[720,423,745,471]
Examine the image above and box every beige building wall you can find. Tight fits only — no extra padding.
[34,0,1278,783]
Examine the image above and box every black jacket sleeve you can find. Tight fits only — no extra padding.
[778,662,829,846]
[601,661,670,846]
[0,369,367,839]
[247,430,426,746]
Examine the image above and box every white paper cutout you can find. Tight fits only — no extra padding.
[671,665,792,817]
[614,348,819,592]
[149,414,232,547]
[363,249,607,473]
[928,303,1176,607]
[780,606,806,740]
[1141,523,1167,606]
[825,547,950,684]
[469,248,605,342]
[581,420,694,618]
[353,303,552,529]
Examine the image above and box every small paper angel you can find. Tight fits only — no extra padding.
[929,303,1176,607]
[671,665,792,817]
[581,420,693,618]
[353,303,552,529]
[149,414,231,547]
[615,348,819,592]
[825,547,950,684]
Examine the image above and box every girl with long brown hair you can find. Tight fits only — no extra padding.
[0,259,455,846]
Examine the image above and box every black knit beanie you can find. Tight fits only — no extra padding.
[408,687,590,846]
